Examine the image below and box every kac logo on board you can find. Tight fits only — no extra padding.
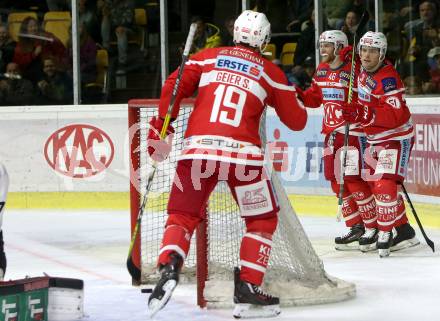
[44,124,114,178]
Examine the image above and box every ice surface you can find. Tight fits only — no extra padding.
[4,210,439,321]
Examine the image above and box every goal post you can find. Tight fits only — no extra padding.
[128,98,356,308]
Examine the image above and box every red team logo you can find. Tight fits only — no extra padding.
[241,187,268,211]
[44,124,114,178]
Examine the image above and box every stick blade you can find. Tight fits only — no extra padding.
[426,238,435,252]
[127,256,141,284]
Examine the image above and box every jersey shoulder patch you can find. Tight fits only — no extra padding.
[381,77,397,93]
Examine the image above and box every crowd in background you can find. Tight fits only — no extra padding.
[0,0,439,106]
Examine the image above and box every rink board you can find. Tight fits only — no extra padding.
[0,98,439,225]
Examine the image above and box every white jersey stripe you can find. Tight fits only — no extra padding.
[240,260,267,273]
[159,245,187,260]
[261,72,296,91]
[198,70,267,104]
[185,58,217,66]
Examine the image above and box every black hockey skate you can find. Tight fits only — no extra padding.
[391,223,420,252]
[335,224,364,251]
[148,253,183,317]
[359,228,379,252]
[233,267,280,319]
[377,230,393,258]
[0,231,6,281]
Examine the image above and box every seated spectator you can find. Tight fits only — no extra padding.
[63,22,97,84]
[0,24,16,73]
[339,10,359,44]
[79,0,101,44]
[285,0,313,32]
[286,55,314,89]
[190,16,222,54]
[403,75,424,95]
[424,47,440,93]
[36,57,73,105]
[99,0,135,74]
[294,10,322,66]
[405,1,440,64]
[13,17,66,84]
[222,16,235,47]
[46,0,71,11]
[0,62,35,106]
[325,0,353,28]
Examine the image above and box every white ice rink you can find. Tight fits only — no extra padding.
[3,209,440,321]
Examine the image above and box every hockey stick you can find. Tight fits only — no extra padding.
[400,183,435,252]
[336,11,370,221]
[126,23,198,282]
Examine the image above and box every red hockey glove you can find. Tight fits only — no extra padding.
[339,45,353,62]
[147,116,175,162]
[341,102,374,125]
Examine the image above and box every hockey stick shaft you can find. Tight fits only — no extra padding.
[127,23,197,282]
[336,11,369,220]
[400,183,435,252]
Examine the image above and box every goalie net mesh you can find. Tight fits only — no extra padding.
[128,99,355,308]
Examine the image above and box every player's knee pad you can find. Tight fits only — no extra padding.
[158,214,200,266]
[372,179,397,200]
[244,216,278,238]
[165,213,201,233]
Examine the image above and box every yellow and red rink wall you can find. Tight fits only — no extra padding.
[0,98,438,226]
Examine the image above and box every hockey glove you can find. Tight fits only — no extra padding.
[341,102,374,126]
[147,116,175,162]
[338,45,353,62]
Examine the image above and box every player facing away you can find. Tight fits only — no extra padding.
[0,163,9,280]
[147,10,307,318]
[296,30,378,251]
[341,31,420,257]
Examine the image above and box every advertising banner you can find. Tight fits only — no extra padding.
[0,98,438,202]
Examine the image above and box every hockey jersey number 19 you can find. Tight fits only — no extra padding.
[158,46,307,165]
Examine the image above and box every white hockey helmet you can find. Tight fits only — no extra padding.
[358,31,387,61]
[233,10,271,51]
[319,30,348,52]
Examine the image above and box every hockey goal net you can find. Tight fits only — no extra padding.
[128,98,355,308]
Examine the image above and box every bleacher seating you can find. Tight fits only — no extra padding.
[43,11,71,47]
[280,42,297,67]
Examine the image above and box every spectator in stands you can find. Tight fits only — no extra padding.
[403,75,424,95]
[0,62,35,106]
[222,16,235,47]
[424,47,440,93]
[79,0,101,44]
[325,0,353,28]
[294,10,323,66]
[285,0,313,32]
[99,0,135,74]
[286,55,314,89]
[13,16,66,84]
[36,57,73,105]
[0,24,16,73]
[190,16,222,54]
[63,22,97,85]
[405,1,440,63]
[339,11,358,44]
[46,0,71,11]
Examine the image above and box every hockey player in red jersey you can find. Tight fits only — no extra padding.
[147,11,307,318]
[341,31,420,257]
[297,30,378,252]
